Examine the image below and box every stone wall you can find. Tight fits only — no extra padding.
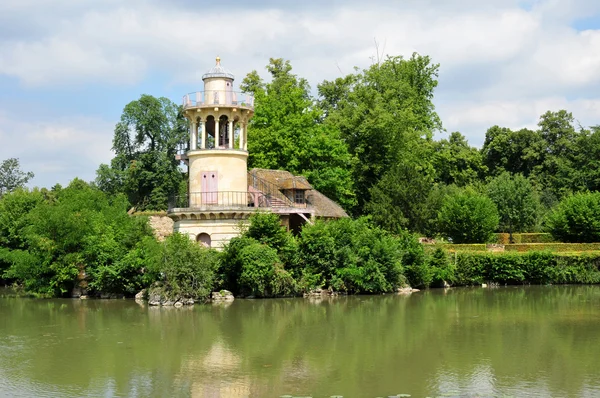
[148,216,174,241]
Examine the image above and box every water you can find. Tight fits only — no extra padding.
[1,286,600,397]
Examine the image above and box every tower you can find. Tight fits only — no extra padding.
[168,57,319,249]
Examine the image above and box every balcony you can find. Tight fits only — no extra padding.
[182,91,254,110]
[168,191,312,213]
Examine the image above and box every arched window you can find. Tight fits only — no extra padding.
[196,233,211,248]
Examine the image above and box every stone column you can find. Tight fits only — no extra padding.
[228,120,234,149]
[239,123,244,150]
[243,123,248,150]
[200,120,206,149]
[215,119,220,147]
[190,122,197,150]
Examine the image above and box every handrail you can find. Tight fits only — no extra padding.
[182,91,254,109]
[168,190,309,211]
[247,173,294,206]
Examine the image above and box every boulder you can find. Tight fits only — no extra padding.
[134,289,146,301]
[396,287,420,295]
[212,290,235,302]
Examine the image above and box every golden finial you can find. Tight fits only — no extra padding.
[216,56,221,65]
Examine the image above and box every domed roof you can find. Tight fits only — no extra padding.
[202,56,235,80]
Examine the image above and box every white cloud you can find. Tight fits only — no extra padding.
[1,0,600,182]
[0,111,113,187]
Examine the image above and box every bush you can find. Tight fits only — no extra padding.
[452,252,600,285]
[297,218,406,293]
[438,188,499,243]
[148,233,219,300]
[237,241,295,297]
[547,192,600,242]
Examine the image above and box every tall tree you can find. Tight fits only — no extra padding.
[96,95,187,210]
[486,172,541,241]
[432,131,486,186]
[0,158,34,196]
[318,53,442,213]
[481,126,542,177]
[241,58,356,210]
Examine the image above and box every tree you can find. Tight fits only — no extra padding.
[481,126,542,177]
[432,132,486,186]
[546,192,600,243]
[365,162,434,234]
[0,158,34,196]
[318,53,442,213]
[242,59,356,210]
[438,188,499,243]
[96,94,187,210]
[2,179,156,296]
[486,172,540,241]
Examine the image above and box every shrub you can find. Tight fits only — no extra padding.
[452,252,600,285]
[438,188,499,243]
[237,241,295,297]
[297,218,405,293]
[547,192,600,242]
[148,233,219,300]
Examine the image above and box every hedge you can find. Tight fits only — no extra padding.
[496,233,554,244]
[504,243,600,253]
[452,252,600,286]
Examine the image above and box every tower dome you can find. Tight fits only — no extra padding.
[202,56,235,80]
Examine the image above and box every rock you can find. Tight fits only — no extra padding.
[148,300,160,306]
[80,295,88,300]
[396,287,420,295]
[185,298,195,305]
[303,288,338,298]
[161,300,174,306]
[174,301,183,308]
[134,289,146,301]
[212,290,235,302]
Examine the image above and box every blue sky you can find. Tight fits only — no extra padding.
[1,0,600,188]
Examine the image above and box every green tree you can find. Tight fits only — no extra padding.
[242,59,356,210]
[0,158,34,196]
[2,179,156,296]
[438,188,499,243]
[365,162,434,234]
[486,172,540,240]
[481,126,542,177]
[96,94,187,210]
[546,192,600,243]
[318,53,442,214]
[432,132,486,186]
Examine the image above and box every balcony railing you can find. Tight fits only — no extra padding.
[168,191,310,212]
[182,91,254,109]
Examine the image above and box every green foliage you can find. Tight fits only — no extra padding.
[243,59,356,210]
[237,241,295,297]
[1,180,157,296]
[0,158,34,196]
[453,252,600,285]
[547,192,600,243]
[366,162,434,234]
[297,218,406,293]
[438,188,499,243]
[428,248,456,287]
[486,172,540,238]
[96,94,187,211]
[319,53,441,213]
[432,132,486,186]
[148,233,219,300]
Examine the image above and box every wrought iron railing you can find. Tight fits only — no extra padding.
[182,91,254,109]
[248,173,294,207]
[168,190,310,211]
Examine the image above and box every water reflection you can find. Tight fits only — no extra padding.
[1,286,600,397]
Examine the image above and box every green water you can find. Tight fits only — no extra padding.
[1,286,600,397]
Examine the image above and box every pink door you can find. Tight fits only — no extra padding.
[201,171,218,204]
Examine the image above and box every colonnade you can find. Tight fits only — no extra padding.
[189,119,247,151]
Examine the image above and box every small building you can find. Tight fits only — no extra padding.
[168,57,347,248]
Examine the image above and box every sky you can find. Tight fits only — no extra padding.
[1,0,600,188]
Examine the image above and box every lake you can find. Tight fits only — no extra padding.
[1,286,600,397]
